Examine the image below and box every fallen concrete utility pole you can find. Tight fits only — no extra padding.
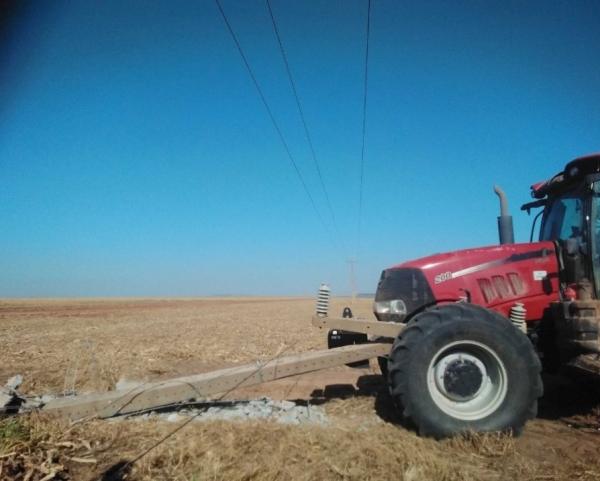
[33,316,402,421]
[42,342,390,420]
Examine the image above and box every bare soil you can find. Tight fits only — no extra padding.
[1,297,600,481]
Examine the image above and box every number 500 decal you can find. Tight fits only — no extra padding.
[434,271,453,284]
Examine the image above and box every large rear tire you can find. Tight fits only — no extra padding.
[388,303,542,438]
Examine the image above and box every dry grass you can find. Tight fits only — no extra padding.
[2,407,600,481]
[0,414,96,481]
[2,298,600,481]
[0,414,541,481]
[0,297,339,395]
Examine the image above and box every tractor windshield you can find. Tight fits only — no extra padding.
[540,193,585,242]
[590,183,600,290]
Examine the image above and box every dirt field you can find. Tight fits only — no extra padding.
[1,297,600,481]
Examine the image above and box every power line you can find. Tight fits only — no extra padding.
[265,0,346,254]
[357,0,371,257]
[98,345,293,480]
[214,0,330,236]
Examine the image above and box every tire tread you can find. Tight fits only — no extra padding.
[388,303,542,438]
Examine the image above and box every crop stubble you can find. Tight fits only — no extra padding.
[1,298,600,481]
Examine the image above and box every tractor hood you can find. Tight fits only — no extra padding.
[375,241,559,322]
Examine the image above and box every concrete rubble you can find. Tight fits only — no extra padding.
[0,375,25,414]
[128,397,328,426]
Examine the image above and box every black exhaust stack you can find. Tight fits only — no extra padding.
[494,185,514,244]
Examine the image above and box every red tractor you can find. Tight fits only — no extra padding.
[372,153,600,437]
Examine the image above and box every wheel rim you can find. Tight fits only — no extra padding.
[426,340,508,421]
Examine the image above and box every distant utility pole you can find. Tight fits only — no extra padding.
[347,258,357,304]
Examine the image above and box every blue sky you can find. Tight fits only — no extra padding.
[2,0,600,297]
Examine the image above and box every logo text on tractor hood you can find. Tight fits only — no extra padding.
[433,249,550,284]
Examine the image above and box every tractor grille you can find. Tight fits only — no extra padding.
[477,272,526,303]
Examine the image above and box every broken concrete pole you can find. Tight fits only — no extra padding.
[1,375,25,414]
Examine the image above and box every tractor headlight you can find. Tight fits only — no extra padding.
[373,299,407,320]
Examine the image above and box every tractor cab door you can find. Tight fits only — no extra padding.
[589,182,600,296]
[539,184,592,292]
[539,179,600,297]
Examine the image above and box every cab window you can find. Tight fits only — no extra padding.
[540,195,584,241]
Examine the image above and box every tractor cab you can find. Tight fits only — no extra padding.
[525,153,600,298]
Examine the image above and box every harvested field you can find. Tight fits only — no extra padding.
[2,297,600,481]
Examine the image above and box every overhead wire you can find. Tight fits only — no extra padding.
[215,0,336,242]
[356,0,371,258]
[98,344,293,480]
[92,4,379,478]
[265,0,347,255]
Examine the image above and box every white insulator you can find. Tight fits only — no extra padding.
[509,302,527,334]
[316,283,331,317]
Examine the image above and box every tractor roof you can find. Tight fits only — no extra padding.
[531,153,600,199]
